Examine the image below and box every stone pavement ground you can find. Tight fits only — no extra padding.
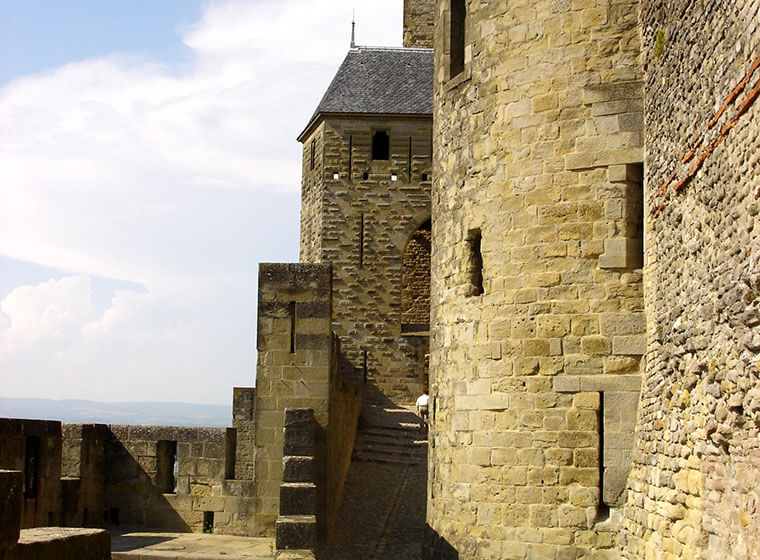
[110,527,313,560]
[316,403,427,560]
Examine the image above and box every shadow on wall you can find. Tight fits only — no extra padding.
[422,525,459,560]
[102,430,191,531]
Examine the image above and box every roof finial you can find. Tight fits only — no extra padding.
[350,10,356,48]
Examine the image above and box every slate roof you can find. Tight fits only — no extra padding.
[299,46,433,139]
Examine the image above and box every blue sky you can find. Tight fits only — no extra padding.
[0,1,202,84]
[0,0,402,404]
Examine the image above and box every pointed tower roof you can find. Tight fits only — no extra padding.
[298,46,433,141]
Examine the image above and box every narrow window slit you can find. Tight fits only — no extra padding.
[289,301,297,354]
[408,137,413,181]
[310,139,315,170]
[225,428,237,480]
[450,0,466,78]
[348,135,353,182]
[598,392,610,521]
[359,213,365,268]
[157,440,178,494]
[24,436,40,499]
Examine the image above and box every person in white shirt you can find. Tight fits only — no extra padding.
[416,390,429,429]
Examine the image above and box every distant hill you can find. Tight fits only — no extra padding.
[0,397,232,427]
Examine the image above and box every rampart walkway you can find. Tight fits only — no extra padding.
[317,403,427,559]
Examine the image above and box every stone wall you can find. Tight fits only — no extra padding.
[299,116,432,402]
[254,263,333,535]
[326,336,363,535]
[232,387,256,481]
[404,0,435,48]
[0,419,62,529]
[103,424,251,535]
[1,470,22,560]
[620,2,760,559]
[427,0,645,557]
[60,424,105,528]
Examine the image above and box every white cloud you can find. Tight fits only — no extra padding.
[0,0,402,404]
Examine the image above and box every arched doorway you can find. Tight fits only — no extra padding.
[401,219,431,392]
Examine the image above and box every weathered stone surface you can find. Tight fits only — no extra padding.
[16,528,110,560]
[427,0,644,557]
[0,470,21,553]
[282,456,313,483]
[619,2,760,559]
[279,483,316,517]
[276,516,317,550]
[299,114,432,402]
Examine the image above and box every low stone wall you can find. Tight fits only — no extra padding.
[0,419,62,528]
[60,424,106,528]
[1,470,22,560]
[0,469,109,560]
[15,528,110,560]
[326,335,364,535]
[104,424,252,535]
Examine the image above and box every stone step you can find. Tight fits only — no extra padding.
[353,441,427,457]
[356,431,427,446]
[352,450,426,466]
[279,482,316,516]
[276,515,316,550]
[359,425,423,438]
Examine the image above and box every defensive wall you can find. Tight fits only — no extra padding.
[0,264,365,547]
[0,412,254,536]
[620,2,760,559]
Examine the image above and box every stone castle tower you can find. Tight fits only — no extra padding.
[296,30,435,402]
[425,0,646,557]
[422,1,760,559]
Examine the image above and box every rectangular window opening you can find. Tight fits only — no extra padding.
[310,139,315,170]
[466,228,484,296]
[203,511,214,534]
[225,428,237,480]
[372,130,389,160]
[450,0,466,79]
[156,440,178,494]
[289,301,297,354]
[23,436,40,499]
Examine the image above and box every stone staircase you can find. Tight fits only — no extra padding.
[352,404,427,466]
